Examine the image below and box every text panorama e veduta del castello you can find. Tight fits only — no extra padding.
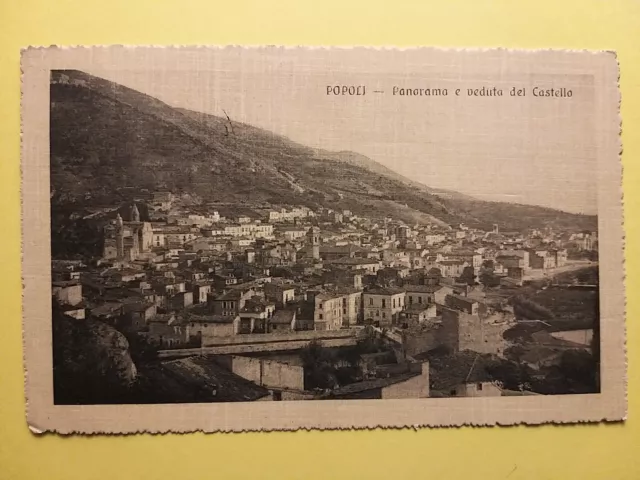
[326,85,574,97]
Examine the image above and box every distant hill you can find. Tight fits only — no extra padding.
[49,70,597,232]
[314,149,474,201]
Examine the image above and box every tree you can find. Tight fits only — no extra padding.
[511,295,554,320]
[457,266,476,286]
[485,358,533,392]
[538,350,598,394]
[427,267,443,277]
[479,272,501,287]
[122,329,159,364]
[52,302,138,404]
[504,345,526,363]
[51,216,103,259]
[300,340,339,390]
[576,270,595,284]
[354,326,385,355]
[558,350,597,391]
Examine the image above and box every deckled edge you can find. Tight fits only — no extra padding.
[29,415,627,437]
[18,44,619,54]
[20,47,32,434]
[614,50,629,421]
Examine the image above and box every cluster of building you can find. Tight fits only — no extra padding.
[52,193,597,400]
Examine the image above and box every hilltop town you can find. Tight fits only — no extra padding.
[52,190,600,403]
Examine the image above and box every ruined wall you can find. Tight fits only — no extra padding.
[262,360,304,390]
[229,355,262,384]
[454,382,502,397]
[437,309,461,353]
[225,355,304,390]
[381,363,430,399]
[457,313,507,356]
[402,328,440,357]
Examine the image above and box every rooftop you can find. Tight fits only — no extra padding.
[329,373,420,397]
[241,297,275,313]
[185,314,236,324]
[271,310,296,324]
[90,302,123,316]
[446,294,479,306]
[123,302,155,313]
[448,250,478,256]
[438,259,466,266]
[428,351,497,391]
[157,357,270,402]
[404,304,435,313]
[329,257,379,265]
[365,287,406,296]
[52,280,80,288]
[213,290,243,301]
[404,284,443,293]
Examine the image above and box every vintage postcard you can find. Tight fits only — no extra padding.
[21,46,625,434]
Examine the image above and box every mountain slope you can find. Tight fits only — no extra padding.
[49,70,597,232]
[314,149,475,202]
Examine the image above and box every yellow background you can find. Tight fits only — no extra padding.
[1,0,639,478]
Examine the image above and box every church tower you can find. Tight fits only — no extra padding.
[115,213,125,259]
[306,226,320,261]
[131,203,140,222]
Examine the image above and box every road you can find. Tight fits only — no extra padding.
[522,260,597,282]
[371,326,403,344]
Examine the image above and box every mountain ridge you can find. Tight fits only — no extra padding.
[49,69,597,232]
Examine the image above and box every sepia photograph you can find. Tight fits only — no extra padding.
[21,46,624,432]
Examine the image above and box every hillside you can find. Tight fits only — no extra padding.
[53,305,137,404]
[49,70,597,232]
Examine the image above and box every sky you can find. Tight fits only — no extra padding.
[81,47,598,214]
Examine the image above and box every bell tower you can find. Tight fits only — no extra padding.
[306,226,320,261]
[115,213,125,259]
[131,203,140,222]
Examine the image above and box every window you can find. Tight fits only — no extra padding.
[369,298,373,306]
[392,299,396,308]
[409,296,413,304]
[382,313,386,318]
[477,383,483,391]
[343,308,347,314]
[418,296,422,304]
[319,313,323,320]
[382,299,386,308]
[450,389,457,396]
[376,311,380,317]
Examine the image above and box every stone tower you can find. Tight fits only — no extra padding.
[115,213,124,259]
[306,226,320,261]
[131,203,141,222]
